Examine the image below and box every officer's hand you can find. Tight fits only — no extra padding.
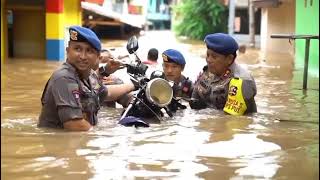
[99,53,114,64]
[168,98,187,112]
[82,112,89,122]
[189,99,207,110]
[117,54,129,60]
[102,76,116,85]
[130,77,149,90]
[106,59,125,74]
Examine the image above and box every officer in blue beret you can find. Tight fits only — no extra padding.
[160,49,194,112]
[38,25,136,131]
[190,33,257,115]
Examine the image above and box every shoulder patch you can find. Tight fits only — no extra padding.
[72,90,80,99]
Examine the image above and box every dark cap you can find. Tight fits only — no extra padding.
[162,49,186,65]
[69,26,101,52]
[204,33,239,55]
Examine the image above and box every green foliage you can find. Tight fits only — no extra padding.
[172,0,228,40]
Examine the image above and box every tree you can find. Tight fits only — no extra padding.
[172,0,228,40]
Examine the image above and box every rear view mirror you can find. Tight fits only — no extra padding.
[126,36,139,54]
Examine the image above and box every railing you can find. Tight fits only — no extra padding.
[270,34,319,90]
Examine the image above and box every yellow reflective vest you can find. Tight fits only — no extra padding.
[223,78,247,115]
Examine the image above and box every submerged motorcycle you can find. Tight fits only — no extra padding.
[118,36,174,127]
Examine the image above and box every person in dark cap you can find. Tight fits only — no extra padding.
[190,33,257,115]
[38,25,137,131]
[160,49,194,112]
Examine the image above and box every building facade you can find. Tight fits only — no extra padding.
[1,0,82,63]
[256,0,318,77]
[295,0,318,77]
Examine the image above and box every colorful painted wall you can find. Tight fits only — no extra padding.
[46,0,65,61]
[1,0,82,63]
[295,0,319,77]
[46,0,83,61]
[64,0,82,59]
[64,0,82,27]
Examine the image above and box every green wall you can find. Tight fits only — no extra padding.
[295,0,319,77]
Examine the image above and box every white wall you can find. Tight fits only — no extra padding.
[260,1,295,55]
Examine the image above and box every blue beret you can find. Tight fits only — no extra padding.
[162,49,186,65]
[69,26,101,52]
[204,33,239,55]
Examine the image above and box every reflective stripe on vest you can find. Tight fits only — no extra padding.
[223,78,247,115]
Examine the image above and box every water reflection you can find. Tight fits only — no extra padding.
[1,31,319,179]
[2,127,93,179]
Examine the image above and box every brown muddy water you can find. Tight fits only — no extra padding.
[1,31,319,180]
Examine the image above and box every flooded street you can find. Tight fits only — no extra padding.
[1,31,319,180]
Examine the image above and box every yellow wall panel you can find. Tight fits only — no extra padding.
[46,13,64,39]
[64,0,82,27]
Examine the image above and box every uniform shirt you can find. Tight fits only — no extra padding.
[192,62,257,113]
[38,62,107,128]
[172,75,193,99]
[167,75,193,112]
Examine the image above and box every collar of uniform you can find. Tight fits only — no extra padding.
[175,75,186,85]
[64,62,95,79]
[228,62,236,73]
[64,62,77,74]
[205,65,234,82]
[220,62,236,80]
[204,71,220,83]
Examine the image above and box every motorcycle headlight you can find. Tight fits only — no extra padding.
[145,78,173,107]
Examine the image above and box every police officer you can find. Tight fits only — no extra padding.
[190,33,257,115]
[161,49,194,112]
[38,26,136,131]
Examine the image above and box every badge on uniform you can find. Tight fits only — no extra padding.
[223,69,231,78]
[70,30,78,41]
[228,85,238,96]
[182,86,189,93]
[95,83,101,90]
[162,54,168,62]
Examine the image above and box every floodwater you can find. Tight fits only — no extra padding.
[1,31,319,180]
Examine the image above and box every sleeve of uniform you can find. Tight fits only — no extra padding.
[191,87,199,99]
[188,81,195,98]
[189,81,207,109]
[242,79,256,100]
[51,77,83,123]
[191,68,207,100]
[191,72,202,100]
[94,73,108,103]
